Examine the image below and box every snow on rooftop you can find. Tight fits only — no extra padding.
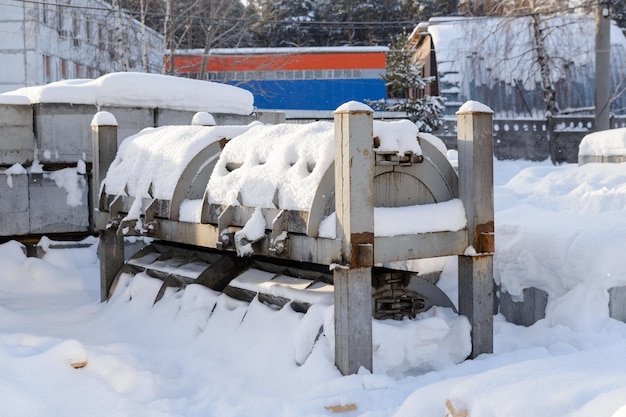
[579,128,626,156]
[427,16,626,91]
[0,94,30,105]
[1,72,254,115]
[177,46,389,55]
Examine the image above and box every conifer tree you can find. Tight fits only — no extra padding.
[368,32,444,132]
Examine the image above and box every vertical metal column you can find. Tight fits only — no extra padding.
[456,103,495,358]
[333,104,375,375]
[91,112,124,302]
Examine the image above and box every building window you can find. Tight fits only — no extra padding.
[42,2,50,24]
[86,19,92,43]
[72,12,79,37]
[57,5,63,32]
[98,23,105,50]
[43,55,52,83]
[60,59,68,80]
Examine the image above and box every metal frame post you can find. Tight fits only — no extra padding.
[456,103,495,358]
[333,104,375,375]
[92,112,124,302]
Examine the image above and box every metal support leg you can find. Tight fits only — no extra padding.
[334,266,373,375]
[99,229,124,301]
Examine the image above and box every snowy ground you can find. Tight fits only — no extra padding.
[1,158,626,417]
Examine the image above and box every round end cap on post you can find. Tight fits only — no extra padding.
[91,111,118,127]
[455,100,494,115]
[334,101,374,115]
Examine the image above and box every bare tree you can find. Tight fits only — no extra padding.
[196,0,250,80]
[112,0,131,70]
[138,0,154,71]
[462,0,598,116]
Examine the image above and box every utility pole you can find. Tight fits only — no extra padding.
[595,0,611,131]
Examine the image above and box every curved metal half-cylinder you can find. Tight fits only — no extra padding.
[305,138,459,236]
[169,141,224,221]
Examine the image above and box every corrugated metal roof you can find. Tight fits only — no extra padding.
[426,16,626,117]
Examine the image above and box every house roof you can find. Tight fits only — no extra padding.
[414,16,626,117]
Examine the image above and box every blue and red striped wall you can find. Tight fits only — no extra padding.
[170,47,388,111]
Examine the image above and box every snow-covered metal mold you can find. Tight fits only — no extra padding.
[94,101,495,375]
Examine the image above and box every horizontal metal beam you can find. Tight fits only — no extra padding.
[97,211,468,266]
[374,230,468,263]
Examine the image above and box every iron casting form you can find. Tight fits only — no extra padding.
[93,102,495,375]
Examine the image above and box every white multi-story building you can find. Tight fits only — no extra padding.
[0,0,163,93]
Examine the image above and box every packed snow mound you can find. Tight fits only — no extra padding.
[495,162,626,330]
[207,120,436,211]
[103,118,461,232]
[208,122,336,210]
[103,123,261,201]
[0,72,255,115]
[579,128,626,157]
[3,157,626,416]
[374,119,422,154]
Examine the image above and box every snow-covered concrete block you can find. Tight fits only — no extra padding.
[33,103,95,164]
[28,172,89,234]
[0,104,35,165]
[499,287,548,327]
[99,106,155,146]
[609,286,626,322]
[0,172,30,235]
[213,113,256,125]
[578,127,626,165]
[155,108,196,127]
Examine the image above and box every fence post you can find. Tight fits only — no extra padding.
[333,102,375,375]
[456,101,495,358]
[91,112,124,302]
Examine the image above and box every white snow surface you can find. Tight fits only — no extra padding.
[3,152,626,414]
[318,199,467,239]
[335,100,374,112]
[1,72,254,115]
[374,119,422,154]
[191,112,216,126]
[103,119,448,218]
[2,163,27,188]
[457,100,494,114]
[103,123,261,201]
[91,111,118,127]
[0,94,30,105]
[579,128,626,156]
[207,122,336,210]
